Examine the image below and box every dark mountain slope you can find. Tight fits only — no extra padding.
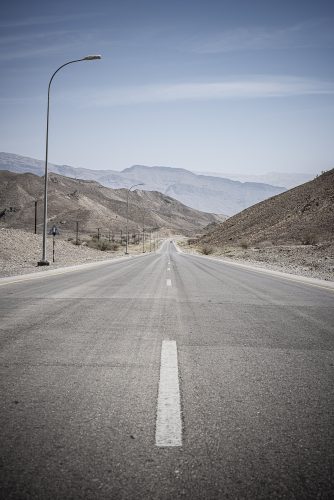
[200,169,334,246]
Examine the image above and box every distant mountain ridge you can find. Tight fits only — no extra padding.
[0,152,286,215]
[194,170,315,189]
[0,170,222,236]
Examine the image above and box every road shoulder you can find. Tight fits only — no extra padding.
[174,241,334,291]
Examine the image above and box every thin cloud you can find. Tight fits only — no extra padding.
[185,20,334,54]
[0,13,100,28]
[0,29,104,61]
[0,30,78,45]
[85,77,334,107]
[0,42,87,62]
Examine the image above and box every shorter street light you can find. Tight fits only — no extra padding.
[38,55,102,266]
[125,183,144,255]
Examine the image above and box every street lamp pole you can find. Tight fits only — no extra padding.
[142,212,145,253]
[38,55,101,266]
[125,183,144,255]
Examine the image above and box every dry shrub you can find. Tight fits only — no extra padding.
[255,240,274,249]
[301,233,318,245]
[200,245,214,255]
[240,241,248,249]
[110,242,119,251]
[71,239,82,246]
[86,238,114,251]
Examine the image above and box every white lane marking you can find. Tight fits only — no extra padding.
[166,279,172,287]
[155,340,182,447]
[167,267,171,271]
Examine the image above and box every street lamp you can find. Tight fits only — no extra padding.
[142,212,145,253]
[38,55,102,266]
[125,183,144,255]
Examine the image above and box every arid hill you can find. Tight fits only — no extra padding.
[200,169,334,247]
[0,171,223,237]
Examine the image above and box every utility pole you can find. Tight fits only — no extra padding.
[34,200,38,234]
[76,221,79,245]
[125,183,144,255]
[150,231,152,252]
[97,227,101,241]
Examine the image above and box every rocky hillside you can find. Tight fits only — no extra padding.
[199,169,334,247]
[0,171,222,237]
[0,152,286,215]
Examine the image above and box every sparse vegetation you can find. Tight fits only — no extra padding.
[71,239,82,246]
[86,237,118,251]
[200,245,214,255]
[254,240,274,249]
[301,233,318,246]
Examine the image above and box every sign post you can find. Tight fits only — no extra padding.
[48,225,60,263]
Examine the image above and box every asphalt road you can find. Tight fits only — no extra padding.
[1,241,333,499]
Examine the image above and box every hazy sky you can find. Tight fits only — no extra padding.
[1,0,333,174]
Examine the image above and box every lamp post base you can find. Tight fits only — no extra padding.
[37,260,50,266]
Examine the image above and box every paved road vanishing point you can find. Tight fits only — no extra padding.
[1,241,333,499]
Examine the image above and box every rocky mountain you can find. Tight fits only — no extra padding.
[0,170,222,237]
[199,169,334,247]
[0,152,286,215]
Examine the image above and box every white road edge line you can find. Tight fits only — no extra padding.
[155,340,182,447]
[0,252,150,287]
[172,242,334,292]
[166,279,172,287]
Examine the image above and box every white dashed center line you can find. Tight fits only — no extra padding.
[166,279,172,287]
[155,340,182,447]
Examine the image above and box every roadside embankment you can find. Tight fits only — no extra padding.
[0,228,158,277]
[177,239,334,282]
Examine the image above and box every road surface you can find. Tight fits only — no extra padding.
[1,241,333,499]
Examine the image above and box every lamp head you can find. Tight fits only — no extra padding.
[83,55,102,60]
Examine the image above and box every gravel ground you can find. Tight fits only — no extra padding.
[0,228,156,278]
[178,239,334,281]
